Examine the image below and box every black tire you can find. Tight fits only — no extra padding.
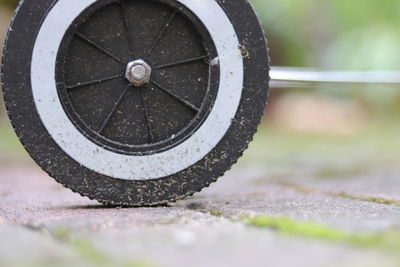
[1,0,270,206]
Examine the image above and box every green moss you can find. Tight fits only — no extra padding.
[364,198,400,206]
[277,181,400,208]
[52,227,71,240]
[74,240,155,267]
[71,240,108,264]
[209,210,223,217]
[246,216,347,241]
[49,227,155,267]
[244,216,400,252]
[72,240,155,267]
[336,193,400,207]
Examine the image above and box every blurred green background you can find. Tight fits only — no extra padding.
[1,0,400,168]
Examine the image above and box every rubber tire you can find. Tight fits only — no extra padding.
[1,0,270,206]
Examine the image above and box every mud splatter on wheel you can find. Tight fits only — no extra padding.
[1,0,269,206]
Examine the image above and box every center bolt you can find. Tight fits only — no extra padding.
[125,59,152,87]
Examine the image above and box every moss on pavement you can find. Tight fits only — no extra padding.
[244,216,400,253]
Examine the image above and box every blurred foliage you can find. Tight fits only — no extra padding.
[252,0,400,70]
[2,0,398,69]
[251,0,400,115]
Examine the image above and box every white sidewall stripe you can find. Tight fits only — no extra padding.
[31,0,244,180]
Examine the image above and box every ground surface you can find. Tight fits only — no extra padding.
[1,122,400,267]
[1,164,400,267]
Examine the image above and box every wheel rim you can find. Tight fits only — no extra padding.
[30,0,244,180]
[56,0,219,155]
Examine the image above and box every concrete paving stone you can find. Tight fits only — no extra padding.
[276,167,400,202]
[190,169,400,232]
[0,222,154,267]
[83,220,400,267]
[0,212,398,267]
[1,165,400,267]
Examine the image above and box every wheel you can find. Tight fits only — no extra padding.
[1,0,270,206]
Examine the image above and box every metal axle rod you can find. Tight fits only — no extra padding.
[270,67,400,88]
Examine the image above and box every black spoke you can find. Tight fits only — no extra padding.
[119,0,135,57]
[98,85,131,133]
[66,74,124,90]
[139,87,155,143]
[76,32,125,64]
[151,80,200,113]
[145,10,177,58]
[153,55,209,70]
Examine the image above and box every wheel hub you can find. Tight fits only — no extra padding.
[125,59,151,87]
[57,0,217,152]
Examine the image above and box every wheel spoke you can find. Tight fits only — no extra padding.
[152,55,209,70]
[150,80,200,113]
[139,86,155,143]
[145,10,177,58]
[98,85,130,133]
[66,74,124,90]
[76,32,125,64]
[119,0,135,57]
